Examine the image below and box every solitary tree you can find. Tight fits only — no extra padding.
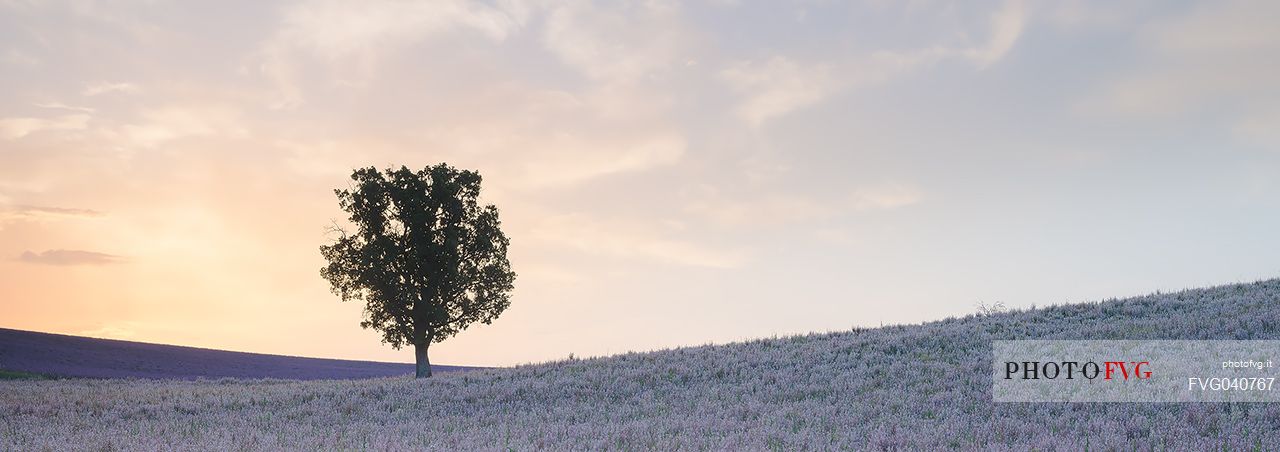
[320,164,515,378]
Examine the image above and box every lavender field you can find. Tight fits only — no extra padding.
[0,328,475,380]
[5,279,1280,450]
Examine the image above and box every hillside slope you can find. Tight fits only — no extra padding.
[3,279,1280,450]
[0,328,475,380]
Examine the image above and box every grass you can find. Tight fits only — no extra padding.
[0,369,49,380]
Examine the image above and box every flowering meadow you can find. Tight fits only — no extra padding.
[4,279,1280,450]
[0,328,476,380]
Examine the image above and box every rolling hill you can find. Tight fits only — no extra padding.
[3,278,1280,450]
[0,328,474,380]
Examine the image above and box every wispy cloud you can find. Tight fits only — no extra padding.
[410,88,687,190]
[1077,1,1280,118]
[0,114,90,139]
[18,249,125,266]
[82,81,138,96]
[277,0,522,59]
[33,102,95,113]
[257,0,525,107]
[0,205,106,232]
[2,205,104,219]
[542,1,689,84]
[529,214,746,268]
[964,0,1028,66]
[105,104,249,148]
[719,57,841,126]
[517,133,686,189]
[720,0,1029,125]
[684,183,923,228]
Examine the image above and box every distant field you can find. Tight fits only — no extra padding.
[0,328,476,380]
[0,369,46,380]
[4,279,1280,450]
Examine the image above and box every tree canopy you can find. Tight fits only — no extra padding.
[320,164,515,377]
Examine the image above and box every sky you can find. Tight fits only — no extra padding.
[2,0,1279,367]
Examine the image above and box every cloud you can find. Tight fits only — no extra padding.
[18,249,124,266]
[1078,1,1280,118]
[964,0,1028,66]
[0,114,90,139]
[103,105,249,147]
[410,84,688,190]
[421,124,687,190]
[685,183,923,228]
[277,0,523,60]
[720,0,1028,125]
[257,0,526,107]
[33,102,95,113]
[82,81,138,96]
[542,1,689,84]
[1144,0,1277,55]
[1044,0,1153,29]
[1,205,103,220]
[0,205,105,232]
[519,133,686,188]
[719,57,841,126]
[529,214,745,268]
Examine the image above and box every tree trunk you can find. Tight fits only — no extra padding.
[414,342,432,378]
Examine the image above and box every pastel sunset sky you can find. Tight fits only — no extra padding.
[2,0,1278,366]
